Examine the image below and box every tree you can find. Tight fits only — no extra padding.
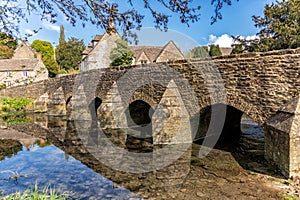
[31,40,59,77]
[209,45,222,57]
[233,0,300,53]
[186,46,209,58]
[58,25,66,45]
[0,32,18,49]
[0,32,17,59]
[0,0,238,41]
[0,45,14,59]
[56,37,85,71]
[110,39,134,66]
[230,44,243,55]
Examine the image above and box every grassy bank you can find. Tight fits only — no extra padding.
[1,184,69,200]
[0,97,33,125]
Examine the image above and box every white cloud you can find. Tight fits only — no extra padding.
[25,29,35,35]
[208,34,259,47]
[208,34,234,47]
[42,21,60,32]
[209,35,217,43]
[245,35,259,40]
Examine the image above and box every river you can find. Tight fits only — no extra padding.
[0,114,291,199]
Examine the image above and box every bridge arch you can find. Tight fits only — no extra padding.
[196,102,264,145]
[226,94,265,126]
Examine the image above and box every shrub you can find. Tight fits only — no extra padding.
[0,97,32,113]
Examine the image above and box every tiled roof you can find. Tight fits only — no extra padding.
[156,40,185,60]
[92,35,103,42]
[0,58,39,71]
[131,46,163,62]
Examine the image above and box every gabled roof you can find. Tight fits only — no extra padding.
[13,41,36,59]
[131,46,163,62]
[155,40,185,61]
[0,58,39,71]
[220,47,233,56]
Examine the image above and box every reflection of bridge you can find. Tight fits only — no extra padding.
[11,118,192,199]
[1,48,300,177]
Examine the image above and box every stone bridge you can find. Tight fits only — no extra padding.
[1,48,300,177]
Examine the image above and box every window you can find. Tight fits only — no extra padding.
[141,60,148,64]
[5,71,10,76]
[5,81,11,87]
[22,71,28,77]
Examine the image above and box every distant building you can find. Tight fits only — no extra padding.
[207,46,232,56]
[80,26,121,71]
[219,47,233,56]
[80,28,185,71]
[0,41,48,88]
[131,41,185,64]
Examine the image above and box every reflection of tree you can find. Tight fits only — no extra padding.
[1,114,33,125]
[36,139,51,148]
[0,139,22,161]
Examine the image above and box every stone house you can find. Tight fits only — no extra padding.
[80,29,185,71]
[0,41,48,88]
[131,41,185,64]
[80,27,121,71]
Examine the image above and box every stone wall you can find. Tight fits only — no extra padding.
[0,48,299,177]
[265,95,300,178]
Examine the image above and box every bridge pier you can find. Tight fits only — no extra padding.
[152,80,192,144]
[33,93,49,113]
[47,87,67,115]
[265,95,300,178]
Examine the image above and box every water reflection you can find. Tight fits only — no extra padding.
[0,113,282,199]
[0,144,143,199]
[0,115,192,199]
[0,139,22,161]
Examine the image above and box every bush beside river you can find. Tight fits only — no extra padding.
[0,97,33,125]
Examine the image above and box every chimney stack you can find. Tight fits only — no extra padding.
[36,53,42,61]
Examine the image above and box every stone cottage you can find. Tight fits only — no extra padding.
[131,41,185,64]
[80,26,121,71]
[80,28,185,71]
[0,41,48,88]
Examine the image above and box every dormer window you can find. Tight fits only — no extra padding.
[22,71,28,77]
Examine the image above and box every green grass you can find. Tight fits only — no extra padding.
[0,97,34,125]
[1,184,69,200]
[0,97,32,113]
[282,194,298,200]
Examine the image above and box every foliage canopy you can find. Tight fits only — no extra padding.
[232,0,300,53]
[110,39,134,66]
[31,40,59,77]
[186,46,209,59]
[0,32,17,59]
[56,37,85,71]
[0,44,14,59]
[56,25,85,71]
[209,45,222,57]
[0,0,238,41]
[0,32,17,49]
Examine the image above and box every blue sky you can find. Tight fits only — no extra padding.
[19,0,276,52]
